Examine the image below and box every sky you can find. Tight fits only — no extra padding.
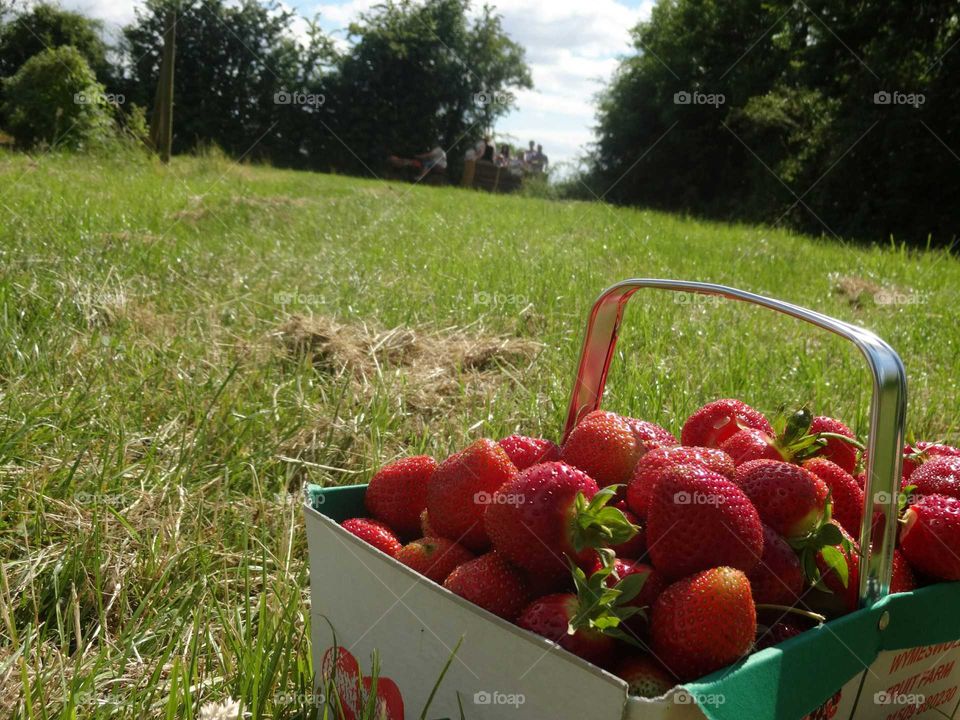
[61,0,656,165]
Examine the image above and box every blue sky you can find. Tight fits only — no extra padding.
[64,0,656,165]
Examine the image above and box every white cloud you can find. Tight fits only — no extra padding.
[61,0,140,29]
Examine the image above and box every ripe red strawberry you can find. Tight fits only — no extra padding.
[614,654,675,698]
[484,462,636,579]
[651,567,756,681]
[518,560,649,666]
[518,593,617,666]
[561,410,641,486]
[396,537,474,583]
[902,442,960,482]
[680,399,773,449]
[748,524,804,605]
[341,518,402,557]
[365,455,437,537]
[625,418,678,454]
[425,439,517,551]
[909,455,960,501]
[755,619,804,650]
[443,552,530,620]
[899,494,960,581]
[626,446,735,519]
[808,416,859,474]
[891,549,916,593]
[498,434,561,470]
[610,506,646,558]
[647,465,764,579]
[719,428,784,465]
[735,460,829,540]
[803,458,864,537]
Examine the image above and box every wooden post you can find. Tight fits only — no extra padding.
[149,8,176,162]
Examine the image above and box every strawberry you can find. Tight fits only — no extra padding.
[748,524,804,605]
[808,416,859,474]
[614,654,675,698]
[561,410,641,486]
[680,398,773,449]
[341,518,403,557]
[518,593,617,666]
[755,619,804,650]
[891,549,917,593]
[719,428,784,465]
[625,418,678,454]
[899,494,960,581]
[425,439,517,551]
[610,508,646,558]
[902,442,960,482]
[484,462,637,579]
[365,455,437,537]
[442,552,530,620]
[651,567,756,681]
[498,434,561,470]
[646,465,764,579]
[909,455,960,501]
[734,460,829,540]
[626,445,735,519]
[803,458,864,536]
[396,537,474,583]
[518,559,649,666]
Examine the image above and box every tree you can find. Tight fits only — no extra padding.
[591,0,959,245]
[1,45,113,149]
[0,4,110,79]
[324,0,531,176]
[122,0,334,165]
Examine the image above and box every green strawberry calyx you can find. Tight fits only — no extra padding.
[788,498,856,592]
[763,407,864,463]
[567,554,647,647]
[570,486,639,553]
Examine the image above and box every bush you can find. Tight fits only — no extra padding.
[1,45,114,149]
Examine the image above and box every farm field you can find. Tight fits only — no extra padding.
[1,149,958,718]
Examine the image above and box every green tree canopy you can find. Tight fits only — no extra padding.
[2,44,113,149]
[0,4,110,79]
[591,0,959,245]
[324,0,531,174]
[122,0,334,165]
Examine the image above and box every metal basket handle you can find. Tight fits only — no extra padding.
[562,279,907,607]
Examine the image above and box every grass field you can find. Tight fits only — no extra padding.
[1,148,958,718]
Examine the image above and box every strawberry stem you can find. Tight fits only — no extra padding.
[817,432,866,451]
[755,604,826,624]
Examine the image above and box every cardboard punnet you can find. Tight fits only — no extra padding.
[305,486,960,720]
[305,493,702,720]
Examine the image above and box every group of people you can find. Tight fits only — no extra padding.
[465,138,549,175]
[386,136,549,183]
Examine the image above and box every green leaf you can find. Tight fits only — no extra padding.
[820,546,849,588]
[613,572,648,605]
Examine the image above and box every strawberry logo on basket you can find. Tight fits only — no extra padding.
[321,647,405,720]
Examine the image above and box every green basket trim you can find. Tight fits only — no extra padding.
[306,483,367,521]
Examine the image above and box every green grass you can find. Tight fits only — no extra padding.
[0,147,957,718]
